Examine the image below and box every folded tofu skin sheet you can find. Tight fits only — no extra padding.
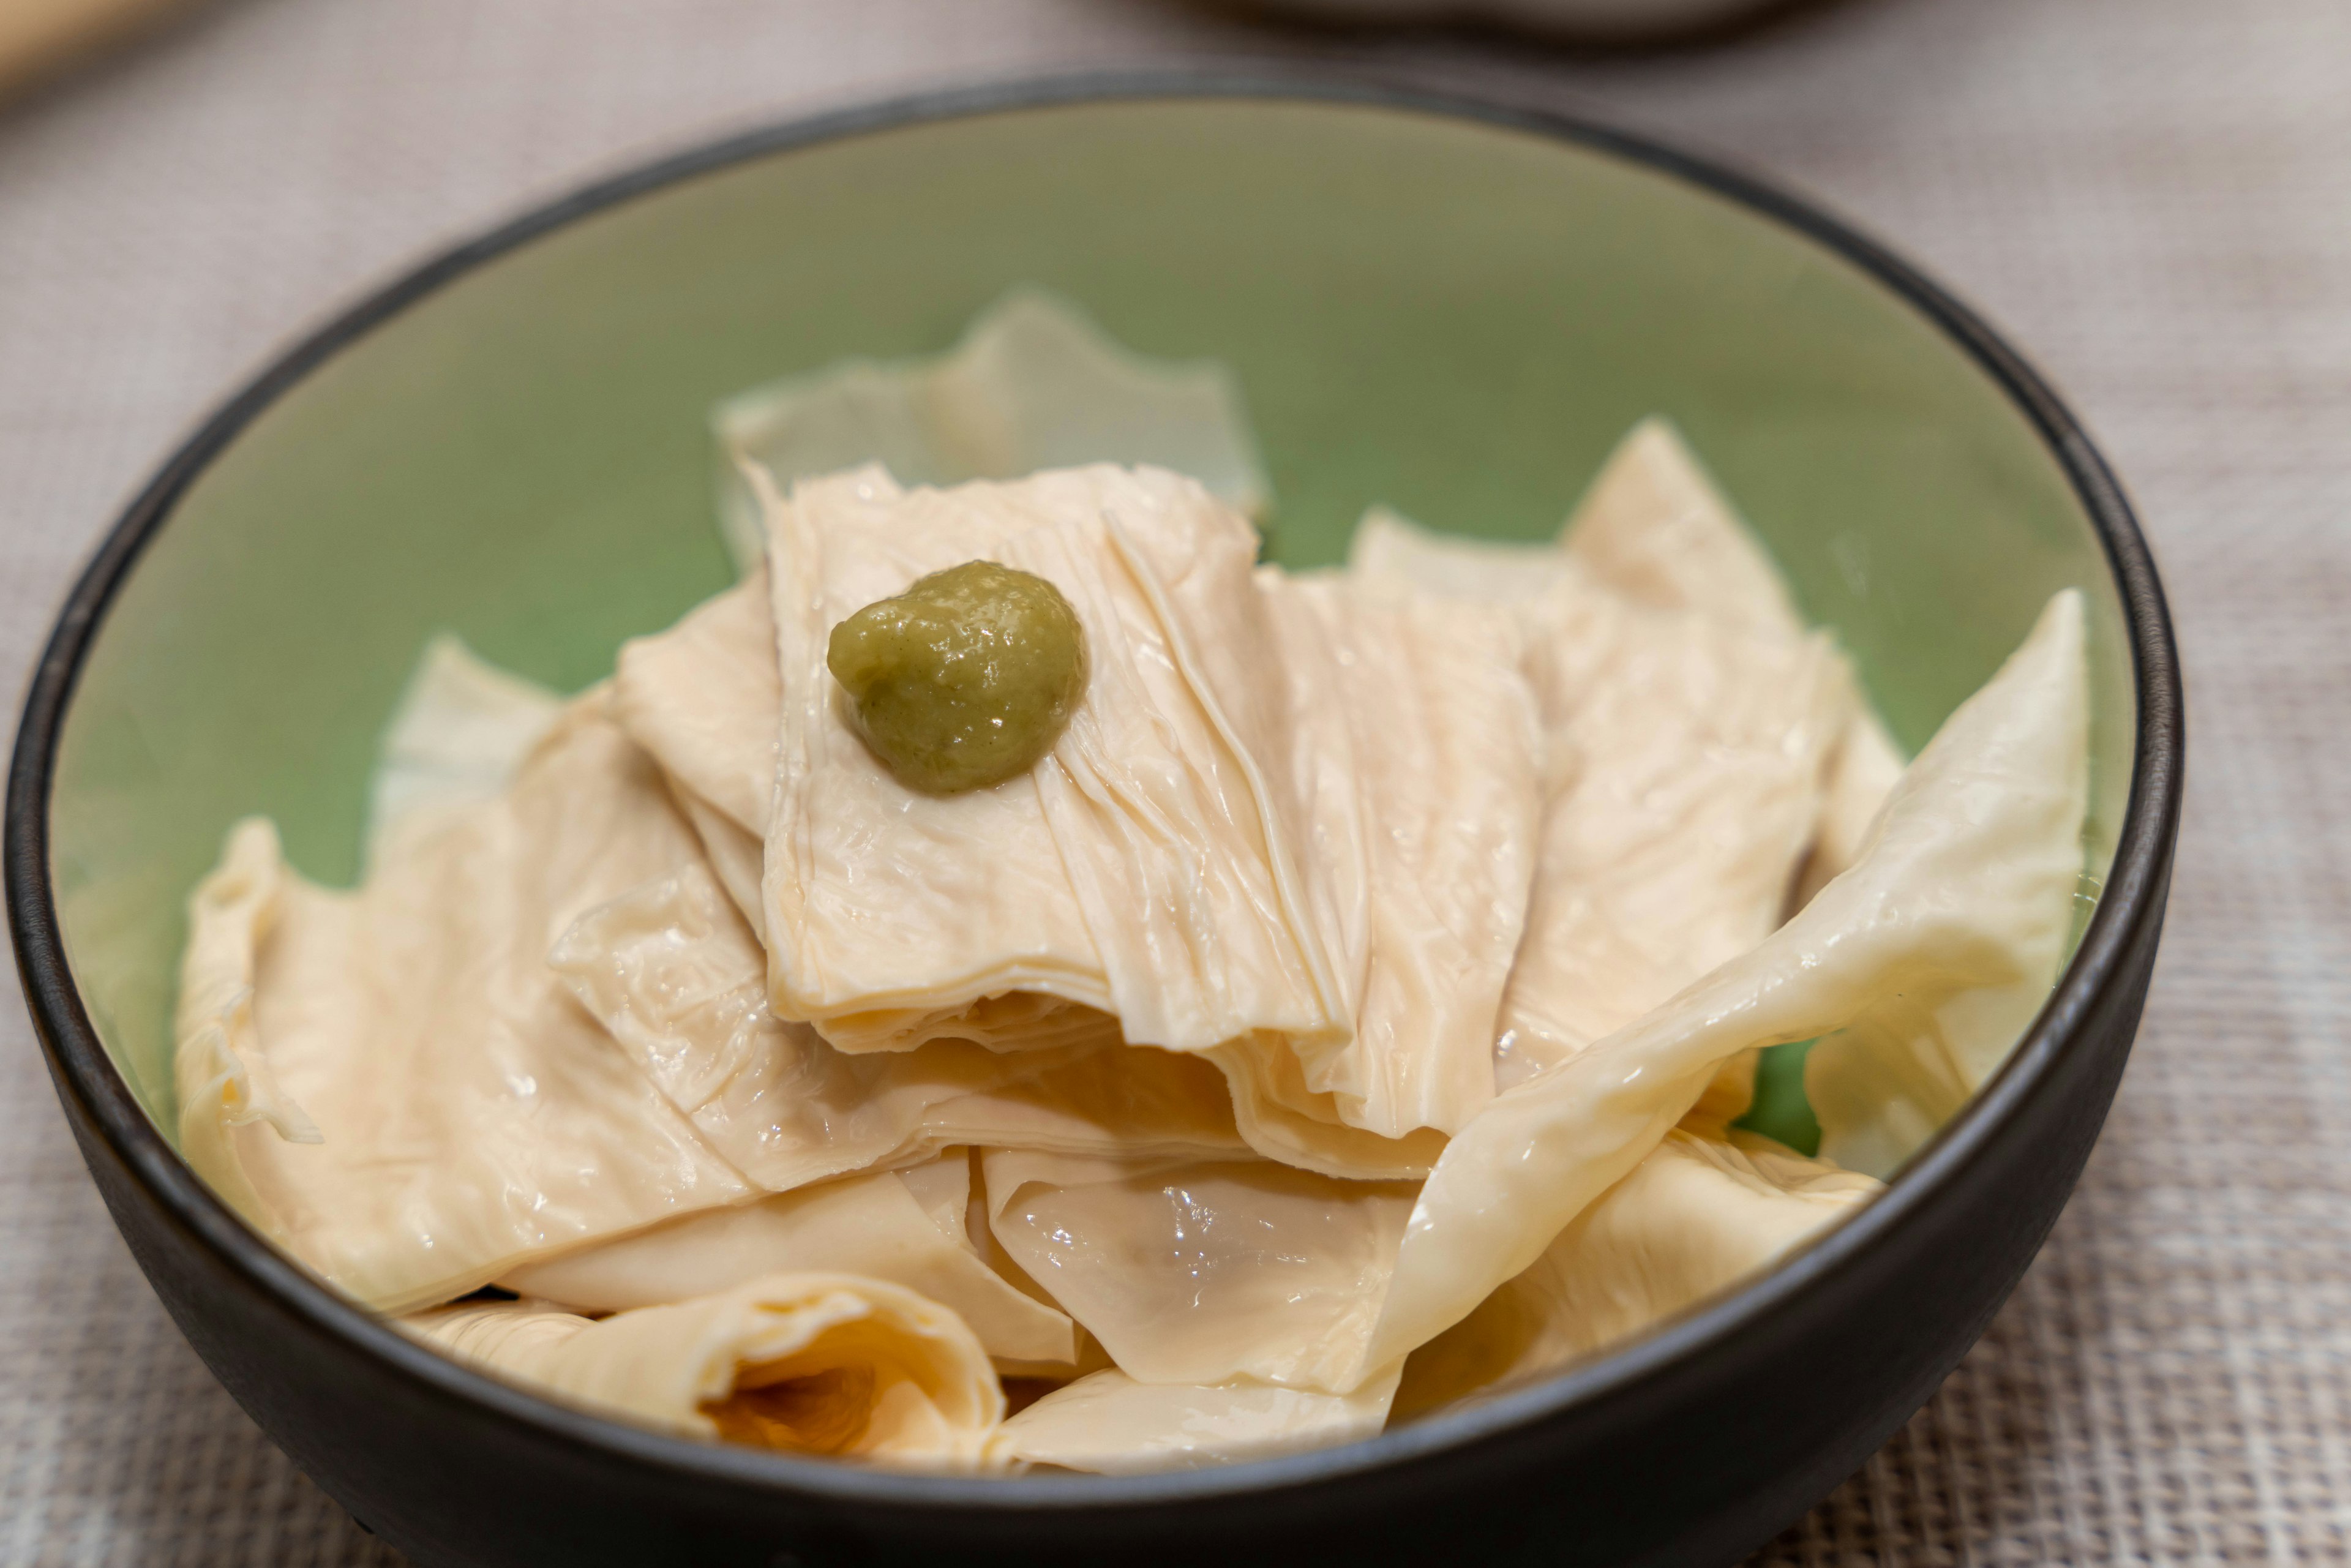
[170,308,2093,1475]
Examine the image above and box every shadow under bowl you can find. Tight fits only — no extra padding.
[5,71,2181,1568]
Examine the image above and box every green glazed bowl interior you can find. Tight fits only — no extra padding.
[44,86,2136,1168]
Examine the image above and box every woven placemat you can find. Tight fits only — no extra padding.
[3,0,2342,1561]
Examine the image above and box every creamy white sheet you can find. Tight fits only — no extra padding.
[1560,416,1907,899]
[982,1149,1417,1394]
[760,462,1346,1066]
[1183,560,1546,1169]
[500,1161,1078,1368]
[1350,421,1907,939]
[755,462,1107,1047]
[1344,419,1804,634]
[1344,506,1567,604]
[1363,591,2088,1373]
[410,1272,1003,1466]
[362,632,564,860]
[176,705,755,1313]
[1560,418,1807,636]
[550,860,1248,1195]
[994,1365,1403,1474]
[672,787,769,940]
[609,569,781,938]
[1392,1130,1878,1418]
[1493,580,1850,1090]
[714,291,1269,573]
[1803,648,2090,1166]
[1245,575,1540,1139]
[613,567,778,838]
[1796,710,1910,909]
[1207,1037,1446,1180]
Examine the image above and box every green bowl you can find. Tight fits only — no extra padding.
[9,74,2179,1568]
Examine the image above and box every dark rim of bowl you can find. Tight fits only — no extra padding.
[4,66,2182,1514]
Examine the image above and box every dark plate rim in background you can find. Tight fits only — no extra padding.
[2,67,2184,1512]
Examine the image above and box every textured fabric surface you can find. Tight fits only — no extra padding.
[0,0,2342,1562]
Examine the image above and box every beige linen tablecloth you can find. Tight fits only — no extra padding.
[1,1,2342,1562]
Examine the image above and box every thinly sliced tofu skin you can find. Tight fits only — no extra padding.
[894,1146,976,1244]
[549,861,1247,1197]
[1796,707,1909,909]
[757,462,1344,1063]
[713,290,1269,574]
[1251,576,1541,1139]
[1559,417,1909,904]
[639,459,1520,1162]
[364,632,566,861]
[756,463,1113,1048]
[175,704,756,1313]
[1345,505,1572,605]
[672,787,767,940]
[998,496,1345,1052]
[1803,618,2088,1178]
[1392,1130,1878,1420]
[1207,1038,1447,1180]
[1363,593,2088,1372]
[982,1149,1417,1394]
[1354,422,1903,893]
[936,1043,1247,1162]
[614,566,779,837]
[1016,507,1493,1165]
[610,568,778,937]
[1679,1047,1766,1141]
[498,1161,1078,1368]
[1338,427,1907,1108]
[1494,582,1850,1087]
[408,1272,1005,1468]
[1559,418,1806,639]
[993,1365,1403,1474]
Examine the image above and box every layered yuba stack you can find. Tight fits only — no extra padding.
[173,326,2088,1471]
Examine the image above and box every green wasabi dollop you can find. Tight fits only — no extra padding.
[827,560,1089,795]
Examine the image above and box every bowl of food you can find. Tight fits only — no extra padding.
[5,73,2180,1568]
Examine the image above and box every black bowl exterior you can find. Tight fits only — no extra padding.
[6,73,2183,1568]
